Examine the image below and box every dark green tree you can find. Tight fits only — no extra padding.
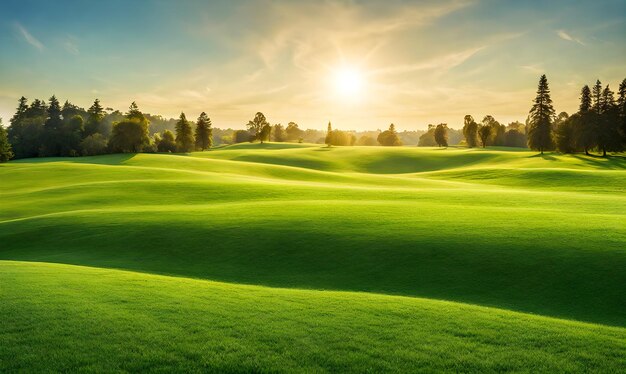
[478,124,491,148]
[41,95,63,156]
[194,112,212,150]
[527,74,555,154]
[575,85,595,155]
[596,85,623,156]
[434,124,448,147]
[618,78,626,143]
[555,114,579,153]
[175,112,194,152]
[126,101,144,121]
[592,80,603,113]
[109,103,150,153]
[246,112,269,143]
[0,119,14,162]
[157,130,177,152]
[377,123,402,146]
[60,115,85,156]
[462,115,479,147]
[85,99,105,136]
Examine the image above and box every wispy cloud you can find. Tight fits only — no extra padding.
[63,36,79,55]
[14,22,44,51]
[557,30,585,46]
[519,64,544,74]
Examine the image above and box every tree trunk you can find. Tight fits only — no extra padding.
[603,148,606,157]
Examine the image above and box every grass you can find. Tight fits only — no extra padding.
[2,261,624,372]
[1,144,625,371]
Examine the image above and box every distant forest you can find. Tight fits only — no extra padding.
[0,75,624,161]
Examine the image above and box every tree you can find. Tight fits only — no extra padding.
[260,123,272,142]
[40,95,64,156]
[8,97,46,159]
[273,124,286,142]
[418,125,437,146]
[596,85,623,156]
[60,115,85,156]
[327,129,355,146]
[127,101,143,121]
[481,115,505,146]
[157,130,177,152]
[10,97,28,126]
[434,124,448,147]
[109,103,150,153]
[527,74,555,154]
[478,124,491,148]
[109,118,150,153]
[592,80,603,113]
[175,112,194,152]
[233,129,253,143]
[0,119,14,162]
[246,112,269,143]
[555,114,579,153]
[618,78,626,143]
[285,122,303,142]
[462,115,479,147]
[80,133,108,156]
[325,122,333,146]
[356,135,377,146]
[194,112,212,150]
[575,85,595,155]
[377,123,402,146]
[504,129,527,147]
[85,99,105,136]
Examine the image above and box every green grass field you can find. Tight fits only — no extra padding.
[1,144,625,371]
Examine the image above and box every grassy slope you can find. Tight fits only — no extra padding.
[1,145,624,326]
[0,144,625,370]
[1,261,624,372]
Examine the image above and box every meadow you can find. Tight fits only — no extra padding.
[1,144,625,371]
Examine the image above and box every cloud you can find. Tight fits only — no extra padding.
[14,22,44,51]
[63,36,80,55]
[519,64,543,74]
[557,30,585,46]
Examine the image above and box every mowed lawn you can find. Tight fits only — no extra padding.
[1,144,625,371]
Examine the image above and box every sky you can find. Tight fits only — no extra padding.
[1,0,625,130]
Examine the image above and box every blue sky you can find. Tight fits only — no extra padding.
[1,0,625,130]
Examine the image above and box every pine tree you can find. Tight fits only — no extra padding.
[175,112,194,152]
[10,96,28,126]
[0,119,14,162]
[194,112,212,150]
[45,95,62,131]
[126,101,143,120]
[41,95,63,156]
[575,85,595,155]
[592,80,603,113]
[86,99,105,136]
[325,122,333,146]
[596,85,623,156]
[527,74,555,154]
[618,78,626,144]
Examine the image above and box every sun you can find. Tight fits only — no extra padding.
[332,66,365,99]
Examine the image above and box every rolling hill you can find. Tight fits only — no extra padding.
[1,144,624,371]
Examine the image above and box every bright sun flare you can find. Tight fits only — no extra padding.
[333,67,365,99]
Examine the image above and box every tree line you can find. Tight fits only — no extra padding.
[1,76,624,162]
[461,75,626,156]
